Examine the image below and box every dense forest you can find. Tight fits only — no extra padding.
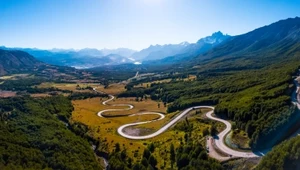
[256,136,300,170]
[0,96,100,170]
[107,141,223,170]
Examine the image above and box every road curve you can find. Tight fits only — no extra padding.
[97,95,134,117]
[94,88,260,157]
[206,111,260,158]
[118,106,214,139]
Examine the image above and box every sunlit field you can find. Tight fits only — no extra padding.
[37,82,100,91]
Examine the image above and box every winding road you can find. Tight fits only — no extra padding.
[206,110,260,158]
[94,87,260,158]
[97,94,134,117]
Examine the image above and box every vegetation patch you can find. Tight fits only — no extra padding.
[0,90,16,98]
[0,96,101,170]
[38,82,100,92]
[0,73,30,80]
[256,136,300,170]
[226,129,251,150]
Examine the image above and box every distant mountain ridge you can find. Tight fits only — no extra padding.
[130,42,190,61]
[143,31,230,65]
[0,31,230,68]
[0,47,137,69]
[131,31,230,62]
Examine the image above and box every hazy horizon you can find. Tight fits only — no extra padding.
[0,0,299,50]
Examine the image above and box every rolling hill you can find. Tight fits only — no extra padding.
[0,49,43,75]
[256,135,300,170]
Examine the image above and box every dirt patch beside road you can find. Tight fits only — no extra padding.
[0,91,16,98]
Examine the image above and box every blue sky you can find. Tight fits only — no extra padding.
[0,0,299,50]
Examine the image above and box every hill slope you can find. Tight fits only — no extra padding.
[0,96,101,169]
[0,49,43,75]
[256,136,300,170]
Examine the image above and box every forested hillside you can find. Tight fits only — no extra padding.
[0,49,43,75]
[0,96,100,169]
[256,136,300,170]
[108,141,223,170]
[120,17,300,149]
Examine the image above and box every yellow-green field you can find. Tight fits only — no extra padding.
[95,83,127,95]
[38,82,126,94]
[134,75,197,88]
[102,97,166,116]
[134,79,172,88]
[229,129,251,149]
[38,82,100,91]
[0,74,31,80]
[184,75,197,81]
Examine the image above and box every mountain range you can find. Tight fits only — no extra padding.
[189,17,300,67]
[0,31,230,68]
[143,17,300,69]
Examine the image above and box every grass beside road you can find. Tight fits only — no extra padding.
[227,129,251,150]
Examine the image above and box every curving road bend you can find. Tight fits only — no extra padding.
[292,76,300,109]
[118,106,213,140]
[97,95,134,117]
[94,88,260,158]
[206,110,260,158]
